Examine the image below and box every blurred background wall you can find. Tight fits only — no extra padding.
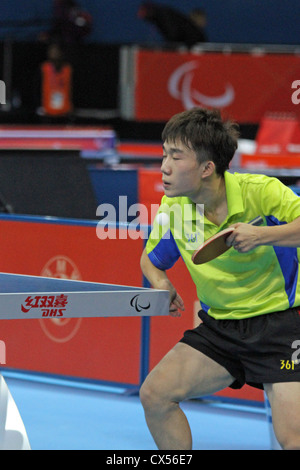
[0,0,300,45]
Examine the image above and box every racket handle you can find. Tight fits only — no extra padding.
[249,216,264,226]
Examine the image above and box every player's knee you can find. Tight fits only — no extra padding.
[140,377,161,412]
[140,375,175,415]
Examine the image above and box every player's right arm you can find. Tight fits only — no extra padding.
[140,248,185,317]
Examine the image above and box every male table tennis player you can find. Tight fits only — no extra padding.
[139,107,300,450]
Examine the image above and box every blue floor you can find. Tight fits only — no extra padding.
[3,371,270,450]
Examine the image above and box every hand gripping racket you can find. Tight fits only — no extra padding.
[191,216,263,265]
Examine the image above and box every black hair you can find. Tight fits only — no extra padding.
[162,107,240,175]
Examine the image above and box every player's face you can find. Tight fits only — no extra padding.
[161,140,206,201]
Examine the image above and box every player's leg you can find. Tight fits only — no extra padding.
[264,382,300,450]
[139,342,235,450]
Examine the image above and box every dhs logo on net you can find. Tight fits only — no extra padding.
[21,294,69,317]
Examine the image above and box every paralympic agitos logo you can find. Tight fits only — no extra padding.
[130,294,151,313]
[168,61,235,109]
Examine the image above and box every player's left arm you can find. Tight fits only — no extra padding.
[227,216,300,253]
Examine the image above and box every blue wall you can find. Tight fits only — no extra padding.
[0,0,300,45]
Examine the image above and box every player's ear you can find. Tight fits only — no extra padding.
[201,160,215,178]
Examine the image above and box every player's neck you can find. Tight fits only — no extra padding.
[202,175,228,226]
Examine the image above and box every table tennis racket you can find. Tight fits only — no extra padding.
[191,216,263,265]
